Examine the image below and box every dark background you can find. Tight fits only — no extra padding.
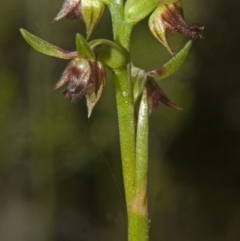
[1,0,240,240]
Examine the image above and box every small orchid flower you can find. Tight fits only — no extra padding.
[149,2,204,54]
[53,57,105,117]
[20,29,126,117]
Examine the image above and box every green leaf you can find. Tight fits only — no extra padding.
[147,40,192,81]
[20,28,77,59]
[76,33,95,60]
[89,39,126,69]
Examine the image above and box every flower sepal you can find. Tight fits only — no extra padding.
[131,64,182,114]
[20,28,77,59]
[76,33,95,60]
[85,61,105,117]
[146,79,182,114]
[147,40,192,81]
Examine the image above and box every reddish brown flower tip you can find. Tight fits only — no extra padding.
[146,79,182,113]
[162,3,204,39]
[53,0,81,22]
[65,6,82,21]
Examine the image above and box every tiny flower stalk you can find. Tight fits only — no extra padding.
[20,1,203,240]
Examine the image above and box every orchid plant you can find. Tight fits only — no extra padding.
[20,0,203,240]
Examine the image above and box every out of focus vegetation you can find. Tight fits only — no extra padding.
[0,0,240,241]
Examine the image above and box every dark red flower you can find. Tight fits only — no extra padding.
[53,57,105,116]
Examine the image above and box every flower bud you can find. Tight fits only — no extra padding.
[54,0,105,39]
[149,3,203,54]
[81,0,105,39]
[53,57,106,116]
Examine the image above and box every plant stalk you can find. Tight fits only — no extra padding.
[110,2,150,241]
[113,68,136,207]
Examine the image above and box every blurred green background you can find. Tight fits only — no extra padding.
[1,0,240,240]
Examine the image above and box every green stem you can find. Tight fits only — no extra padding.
[109,2,150,241]
[110,0,136,208]
[113,68,136,206]
[108,2,133,51]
